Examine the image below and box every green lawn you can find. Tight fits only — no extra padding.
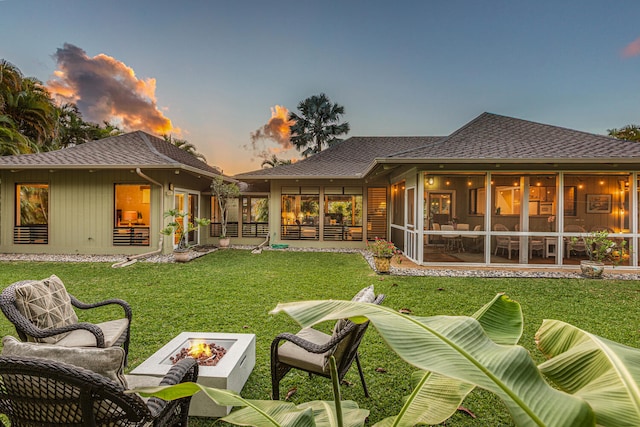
[1,250,639,426]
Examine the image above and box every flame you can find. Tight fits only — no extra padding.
[187,340,213,359]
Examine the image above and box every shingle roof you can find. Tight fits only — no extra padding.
[236,112,640,180]
[235,136,443,179]
[0,131,221,176]
[390,112,640,161]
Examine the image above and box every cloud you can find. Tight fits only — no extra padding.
[47,43,173,134]
[245,105,295,161]
[622,37,640,58]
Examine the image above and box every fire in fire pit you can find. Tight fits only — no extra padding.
[170,340,227,366]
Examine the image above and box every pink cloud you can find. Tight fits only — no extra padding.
[622,37,640,58]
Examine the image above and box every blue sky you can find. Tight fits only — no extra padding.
[2,0,639,174]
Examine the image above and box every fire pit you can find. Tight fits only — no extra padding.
[170,340,227,366]
[130,332,255,417]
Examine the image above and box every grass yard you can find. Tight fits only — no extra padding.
[0,249,639,426]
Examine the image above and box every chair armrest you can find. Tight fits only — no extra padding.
[70,296,133,322]
[146,358,199,419]
[272,321,358,355]
[272,295,385,355]
[16,321,106,347]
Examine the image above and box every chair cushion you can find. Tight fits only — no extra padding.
[1,336,128,389]
[55,318,129,348]
[277,328,333,374]
[14,275,78,344]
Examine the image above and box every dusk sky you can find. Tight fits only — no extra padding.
[3,1,640,175]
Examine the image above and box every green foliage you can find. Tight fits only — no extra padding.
[570,230,629,265]
[0,251,639,426]
[162,134,207,162]
[289,93,350,158]
[0,59,121,155]
[261,154,292,168]
[159,209,210,250]
[274,295,640,426]
[608,124,640,142]
[367,237,400,258]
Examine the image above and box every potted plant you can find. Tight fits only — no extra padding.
[571,230,628,278]
[367,237,401,274]
[160,209,210,262]
[210,176,240,248]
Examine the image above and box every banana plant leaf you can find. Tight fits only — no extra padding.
[536,319,640,427]
[135,382,368,427]
[375,293,524,426]
[271,295,595,426]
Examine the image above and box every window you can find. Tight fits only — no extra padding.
[367,187,387,240]
[324,189,363,241]
[391,182,405,226]
[242,196,269,237]
[15,184,49,244]
[281,189,319,240]
[113,184,150,246]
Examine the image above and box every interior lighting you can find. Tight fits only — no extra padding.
[427,177,434,185]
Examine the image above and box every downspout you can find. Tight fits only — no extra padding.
[111,168,165,268]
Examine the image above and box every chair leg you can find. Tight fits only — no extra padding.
[354,352,369,398]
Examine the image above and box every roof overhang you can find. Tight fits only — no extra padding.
[0,163,232,180]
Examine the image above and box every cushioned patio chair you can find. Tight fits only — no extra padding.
[271,286,385,400]
[494,223,520,259]
[0,350,198,426]
[0,275,132,364]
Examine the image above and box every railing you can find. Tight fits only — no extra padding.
[281,224,319,240]
[241,222,269,238]
[113,227,150,246]
[210,223,239,238]
[323,225,363,241]
[13,225,48,244]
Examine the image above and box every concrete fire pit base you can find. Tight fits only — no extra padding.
[130,332,256,417]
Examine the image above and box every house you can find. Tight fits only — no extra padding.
[0,131,248,256]
[236,112,640,269]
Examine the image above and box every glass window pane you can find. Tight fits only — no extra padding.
[16,184,49,226]
[115,184,150,227]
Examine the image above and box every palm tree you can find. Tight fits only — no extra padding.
[608,125,640,142]
[51,104,121,150]
[0,115,37,155]
[1,60,57,152]
[288,93,350,157]
[162,134,207,162]
[261,154,292,168]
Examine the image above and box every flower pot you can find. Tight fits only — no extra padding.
[218,237,231,248]
[173,250,191,263]
[373,255,392,274]
[580,260,605,279]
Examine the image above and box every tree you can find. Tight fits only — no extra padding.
[608,125,640,142]
[261,154,292,168]
[51,104,121,150]
[1,59,122,155]
[288,93,350,158]
[210,175,241,239]
[162,134,206,162]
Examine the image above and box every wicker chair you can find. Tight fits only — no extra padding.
[270,294,385,400]
[0,278,132,364]
[0,355,198,426]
